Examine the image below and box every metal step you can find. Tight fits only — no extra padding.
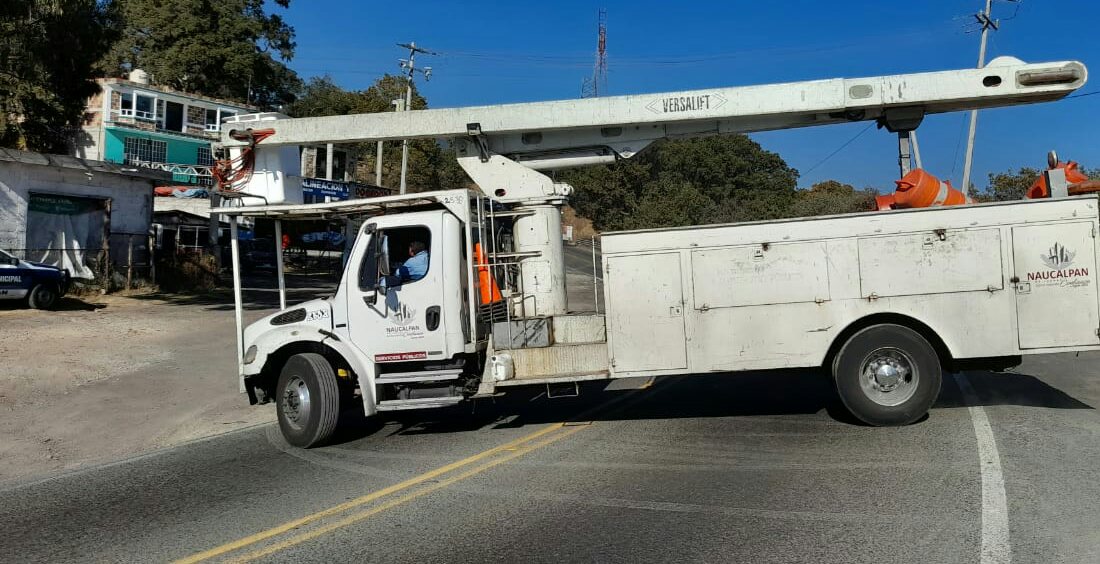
[375,369,464,384]
[495,370,610,387]
[376,397,464,411]
[509,342,610,379]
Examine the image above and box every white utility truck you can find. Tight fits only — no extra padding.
[216,57,1094,447]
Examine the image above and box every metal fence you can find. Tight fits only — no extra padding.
[9,231,156,290]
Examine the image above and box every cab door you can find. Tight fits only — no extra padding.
[345,211,450,364]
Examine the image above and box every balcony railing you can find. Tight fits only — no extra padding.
[130,159,214,185]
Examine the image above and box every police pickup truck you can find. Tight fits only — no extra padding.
[0,248,69,309]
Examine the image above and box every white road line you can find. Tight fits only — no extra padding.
[954,372,1011,564]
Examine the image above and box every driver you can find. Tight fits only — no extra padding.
[395,240,428,283]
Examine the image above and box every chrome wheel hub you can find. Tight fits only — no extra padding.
[859,348,919,407]
[281,376,311,430]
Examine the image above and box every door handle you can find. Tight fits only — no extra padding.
[670,306,683,316]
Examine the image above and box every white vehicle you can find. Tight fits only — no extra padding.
[216,57,1093,447]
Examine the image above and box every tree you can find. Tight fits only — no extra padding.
[971,167,1041,202]
[788,180,877,217]
[283,76,362,118]
[0,1,118,152]
[285,74,469,191]
[562,135,800,231]
[99,0,300,107]
[969,166,1100,202]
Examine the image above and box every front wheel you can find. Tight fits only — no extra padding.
[832,324,942,426]
[276,353,341,447]
[28,283,59,310]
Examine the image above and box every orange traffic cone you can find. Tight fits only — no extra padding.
[1027,161,1091,199]
[892,169,973,209]
[474,243,503,305]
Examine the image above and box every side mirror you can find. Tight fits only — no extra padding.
[364,290,378,305]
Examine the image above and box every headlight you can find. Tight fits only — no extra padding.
[243,345,258,365]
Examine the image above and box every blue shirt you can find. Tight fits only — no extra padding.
[397,250,429,283]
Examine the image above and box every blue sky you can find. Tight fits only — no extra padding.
[277,1,1099,192]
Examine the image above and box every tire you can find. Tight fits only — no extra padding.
[28,283,59,310]
[276,353,342,448]
[832,324,942,426]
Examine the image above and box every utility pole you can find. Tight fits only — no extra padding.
[961,0,998,194]
[397,41,435,194]
[375,140,383,186]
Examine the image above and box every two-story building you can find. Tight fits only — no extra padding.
[74,70,361,191]
[73,70,257,186]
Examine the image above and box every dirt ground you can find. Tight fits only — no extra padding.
[0,292,277,483]
[0,262,597,485]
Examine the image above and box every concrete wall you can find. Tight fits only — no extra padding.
[0,160,154,252]
[103,128,210,166]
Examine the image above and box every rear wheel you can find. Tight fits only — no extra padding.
[277,353,341,447]
[833,324,942,426]
[28,283,59,310]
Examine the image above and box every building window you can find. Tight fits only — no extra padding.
[123,137,167,164]
[312,147,348,180]
[205,109,238,132]
[197,146,214,167]
[135,95,155,119]
[119,92,156,120]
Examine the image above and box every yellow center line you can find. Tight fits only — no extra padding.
[227,425,587,564]
[173,422,567,564]
[177,378,668,564]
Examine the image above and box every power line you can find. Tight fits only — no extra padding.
[293,28,938,69]
[803,123,874,176]
[950,113,969,178]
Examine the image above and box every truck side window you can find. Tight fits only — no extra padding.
[385,226,432,286]
[357,234,378,291]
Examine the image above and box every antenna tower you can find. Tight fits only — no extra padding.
[581,9,608,98]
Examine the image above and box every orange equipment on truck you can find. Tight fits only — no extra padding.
[875,169,973,211]
[1026,158,1100,198]
[474,242,503,305]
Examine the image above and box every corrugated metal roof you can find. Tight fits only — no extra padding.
[0,148,172,182]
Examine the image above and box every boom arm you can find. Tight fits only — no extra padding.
[224,57,1084,157]
[218,56,1086,318]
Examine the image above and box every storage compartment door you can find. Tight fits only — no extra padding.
[606,252,687,372]
[858,228,1003,297]
[1013,223,1100,349]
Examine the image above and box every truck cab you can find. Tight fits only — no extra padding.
[237,192,490,446]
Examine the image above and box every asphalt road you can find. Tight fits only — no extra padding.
[3,351,1100,564]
